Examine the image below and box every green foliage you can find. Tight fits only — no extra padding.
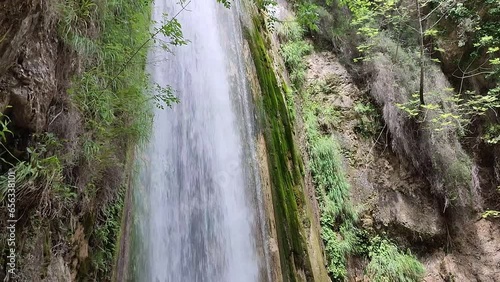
[337,0,400,59]
[279,7,429,280]
[296,1,320,32]
[63,0,155,152]
[217,0,231,8]
[151,84,179,110]
[301,79,359,280]
[283,83,297,122]
[449,2,472,18]
[354,101,382,138]
[316,3,356,52]
[57,0,101,58]
[55,0,179,279]
[0,133,75,212]
[397,93,461,131]
[301,76,426,281]
[397,88,500,134]
[328,0,500,142]
[0,110,13,143]
[483,122,500,144]
[482,210,500,219]
[323,224,368,281]
[305,114,358,281]
[310,137,355,222]
[462,88,500,117]
[278,20,305,42]
[256,0,278,9]
[63,0,188,167]
[256,0,279,31]
[155,17,187,49]
[366,236,425,282]
[281,40,313,87]
[247,20,313,281]
[92,184,126,279]
[279,17,313,88]
[453,0,500,74]
[322,226,348,280]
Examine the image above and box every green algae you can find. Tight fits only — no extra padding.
[245,19,313,282]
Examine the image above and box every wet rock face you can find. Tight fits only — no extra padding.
[304,50,500,282]
[374,190,446,244]
[305,52,447,246]
[0,0,61,132]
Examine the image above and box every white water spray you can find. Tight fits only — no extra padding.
[132,1,269,281]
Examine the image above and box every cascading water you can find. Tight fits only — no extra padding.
[131,1,270,281]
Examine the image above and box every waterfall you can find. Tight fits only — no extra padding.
[131,1,269,281]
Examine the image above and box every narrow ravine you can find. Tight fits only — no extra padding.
[131,1,269,281]
[3,0,500,281]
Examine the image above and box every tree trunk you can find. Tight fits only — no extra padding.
[416,0,425,105]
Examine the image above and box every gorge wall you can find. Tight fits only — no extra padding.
[0,0,499,281]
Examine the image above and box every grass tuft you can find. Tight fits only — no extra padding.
[367,237,425,282]
[279,11,425,281]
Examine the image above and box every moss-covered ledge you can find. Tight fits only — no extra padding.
[244,16,313,282]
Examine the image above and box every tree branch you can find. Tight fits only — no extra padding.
[108,1,192,88]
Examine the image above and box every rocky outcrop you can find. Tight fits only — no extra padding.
[424,218,500,282]
[0,0,77,133]
[304,52,447,246]
[302,50,500,281]
[0,1,80,280]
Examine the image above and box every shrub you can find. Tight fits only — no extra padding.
[281,39,313,87]
[322,223,367,281]
[296,1,320,32]
[278,20,304,42]
[367,237,425,282]
[302,79,359,281]
[56,0,160,279]
[0,133,75,218]
[311,136,355,222]
[92,183,126,279]
[353,101,382,138]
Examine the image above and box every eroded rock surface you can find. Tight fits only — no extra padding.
[303,51,500,281]
[0,0,75,132]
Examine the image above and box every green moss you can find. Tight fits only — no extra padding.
[246,20,313,282]
[278,7,426,281]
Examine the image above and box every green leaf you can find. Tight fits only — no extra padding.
[424,28,439,37]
